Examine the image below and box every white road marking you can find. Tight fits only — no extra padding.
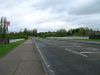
[50,70,55,75]
[48,65,50,67]
[80,52,100,54]
[50,70,54,73]
[65,48,88,57]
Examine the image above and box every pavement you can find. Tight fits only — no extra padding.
[0,40,45,75]
[34,38,100,75]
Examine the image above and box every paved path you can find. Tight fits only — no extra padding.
[0,40,45,75]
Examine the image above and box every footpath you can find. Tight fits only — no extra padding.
[0,40,45,75]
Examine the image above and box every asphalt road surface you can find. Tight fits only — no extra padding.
[34,38,100,75]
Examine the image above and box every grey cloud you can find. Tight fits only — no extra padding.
[0,0,23,8]
[69,0,100,15]
[0,0,100,32]
[32,0,70,13]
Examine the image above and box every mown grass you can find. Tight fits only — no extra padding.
[77,39,100,42]
[0,40,25,57]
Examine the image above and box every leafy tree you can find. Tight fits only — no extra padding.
[67,27,93,36]
[0,17,8,38]
[33,29,37,36]
[24,28,28,35]
[55,29,67,37]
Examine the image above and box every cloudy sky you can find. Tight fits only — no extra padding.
[0,0,100,32]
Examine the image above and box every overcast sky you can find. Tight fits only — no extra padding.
[0,0,100,32]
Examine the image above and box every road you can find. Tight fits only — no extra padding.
[34,38,100,75]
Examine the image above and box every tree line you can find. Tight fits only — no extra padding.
[8,27,100,39]
[8,28,37,39]
[37,27,100,38]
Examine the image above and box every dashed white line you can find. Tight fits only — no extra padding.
[65,48,88,57]
[50,70,55,75]
[48,65,50,67]
[50,70,54,73]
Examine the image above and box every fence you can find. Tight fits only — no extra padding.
[0,38,9,44]
[89,35,100,39]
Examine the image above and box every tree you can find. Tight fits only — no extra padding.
[33,29,37,36]
[55,29,67,37]
[0,17,9,38]
[24,28,28,35]
[67,27,93,36]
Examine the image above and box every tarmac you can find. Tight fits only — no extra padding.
[34,38,100,75]
[0,40,45,75]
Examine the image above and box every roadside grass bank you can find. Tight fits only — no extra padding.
[0,40,25,57]
[46,37,100,44]
[76,39,100,42]
[46,36,89,40]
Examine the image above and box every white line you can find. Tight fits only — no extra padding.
[65,48,88,57]
[48,65,50,67]
[80,52,100,54]
[50,70,54,73]
[50,70,55,75]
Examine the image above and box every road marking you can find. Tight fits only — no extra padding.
[50,70,55,75]
[50,70,54,73]
[48,65,50,67]
[65,48,88,57]
[80,52,100,54]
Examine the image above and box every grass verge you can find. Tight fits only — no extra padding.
[0,40,25,58]
[77,39,100,42]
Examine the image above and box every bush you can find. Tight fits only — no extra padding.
[7,35,28,40]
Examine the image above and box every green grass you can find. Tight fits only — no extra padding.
[77,39,100,42]
[0,40,25,57]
